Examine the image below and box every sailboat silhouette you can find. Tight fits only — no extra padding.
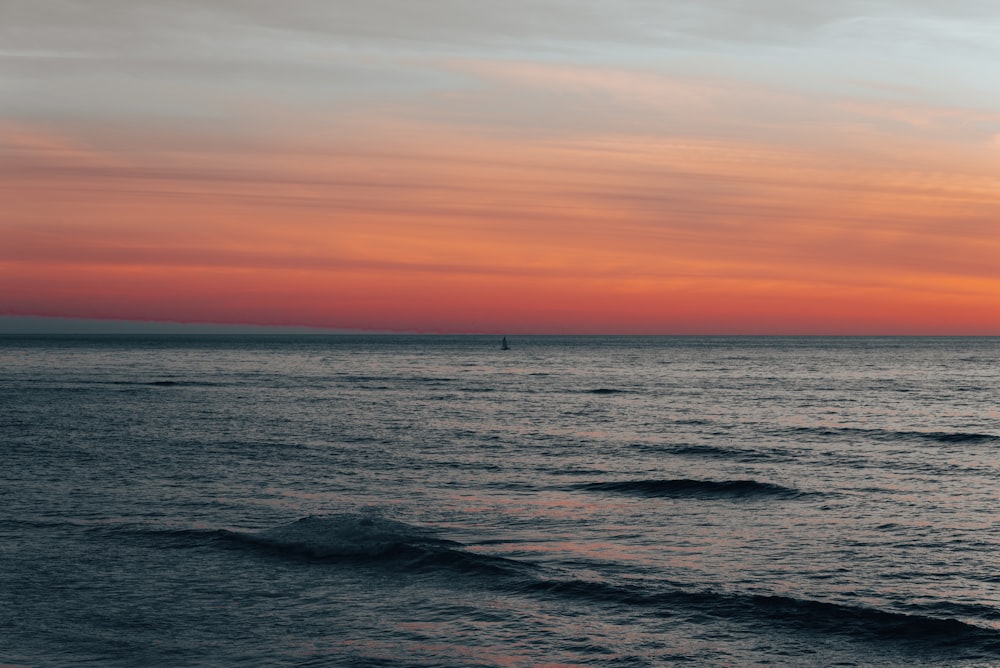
[501,336,510,350]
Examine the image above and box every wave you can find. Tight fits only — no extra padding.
[638,443,785,462]
[52,379,223,388]
[584,388,627,395]
[227,514,455,558]
[338,374,455,384]
[571,478,807,499]
[548,467,608,476]
[74,515,531,578]
[223,515,532,577]
[731,591,1000,649]
[923,431,1000,443]
[783,426,1000,445]
[93,516,1000,655]
[516,578,1000,653]
[737,593,992,643]
[103,379,222,387]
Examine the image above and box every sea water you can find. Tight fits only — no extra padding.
[2,335,1000,667]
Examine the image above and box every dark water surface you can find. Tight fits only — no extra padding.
[3,335,1000,666]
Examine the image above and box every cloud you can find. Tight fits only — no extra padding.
[4,1,998,56]
[3,0,999,332]
[4,0,998,127]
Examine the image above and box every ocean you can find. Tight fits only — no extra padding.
[2,334,1000,667]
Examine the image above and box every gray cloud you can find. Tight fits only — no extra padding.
[3,1,997,146]
[3,0,997,57]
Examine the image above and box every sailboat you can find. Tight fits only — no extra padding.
[501,336,510,350]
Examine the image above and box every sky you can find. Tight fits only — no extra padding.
[2,1,999,334]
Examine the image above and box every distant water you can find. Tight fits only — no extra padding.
[3,335,1000,667]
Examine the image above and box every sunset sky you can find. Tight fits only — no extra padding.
[3,1,999,334]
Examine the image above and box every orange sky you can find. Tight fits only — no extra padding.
[3,3,1000,333]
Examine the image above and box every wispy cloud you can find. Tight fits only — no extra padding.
[2,1,999,332]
